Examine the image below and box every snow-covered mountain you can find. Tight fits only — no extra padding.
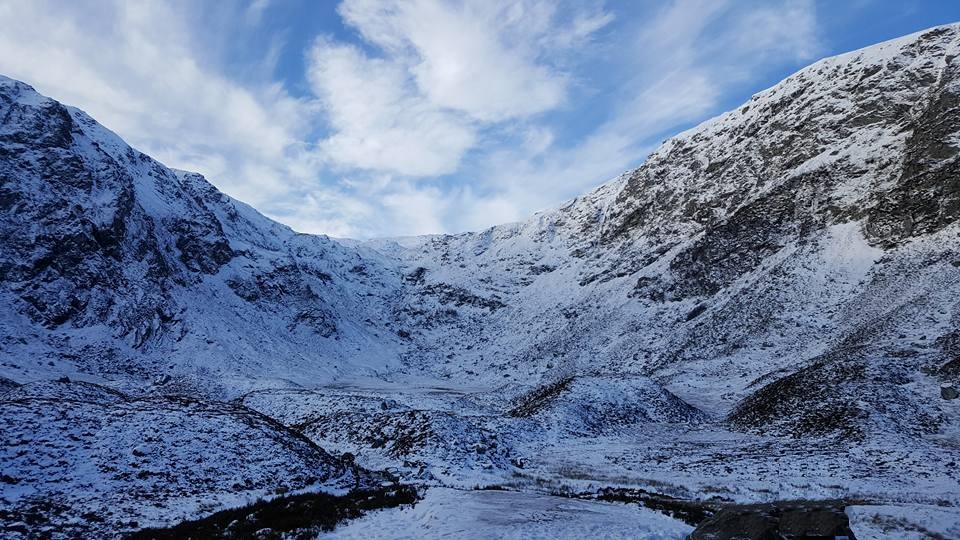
[2,23,960,539]
[376,23,960,445]
[0,76,412,397]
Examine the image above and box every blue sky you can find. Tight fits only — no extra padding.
[0,0,957,237]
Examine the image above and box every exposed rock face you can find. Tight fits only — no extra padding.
[381,25,960,444]
[0,75,405,394]
[0,83,174,339]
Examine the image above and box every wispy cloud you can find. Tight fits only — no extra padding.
[299,0,618,235]
[336,0,571,122]
[305,0,612,193]
[307,39,476,177]
[0,0,314,210]
[441,0,822,231]
[245,0,272,25]
[0,0,823,238]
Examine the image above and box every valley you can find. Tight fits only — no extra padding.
[2,22,960,539]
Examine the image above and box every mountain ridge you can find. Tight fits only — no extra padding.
[1,22,958,424]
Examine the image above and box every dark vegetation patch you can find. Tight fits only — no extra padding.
[0,498,74,536]
[225,264,339,336]
[420,282,506,311]
[579,242,678,288]
[685,303,708,321]
[936,329,960,379]
[127,484,419,540]
[527,264,556,275]
[507,375,575,417]
[0,376,19,396]
[426,284,504,311]
[689,499,863,540]
[405,267,427,284]
[727,356,868,439]
[226,264,332,304]
[575,487,719,526]
[289,308,338,337]
[301,409,510,468]
[940,357,960,379]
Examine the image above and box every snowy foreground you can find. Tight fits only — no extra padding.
[2,22,960,539]
[243,380,960,538]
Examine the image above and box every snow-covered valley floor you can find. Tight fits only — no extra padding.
[238,378,960,538]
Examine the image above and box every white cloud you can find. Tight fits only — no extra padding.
[0,0,822,238]
[0,0,312,209]
[617,0,821,130]
[245,0,272,25]
[307,40,475,177]
[308,0,821,236]
[726,0,820,63]
[300,0,614,235]
[267,187,377,238]
[308,0,611,177]
[443,0,822,233]
[337,0,571,122]
[380,183,451,236]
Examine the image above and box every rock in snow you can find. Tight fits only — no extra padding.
[2,23,960,539]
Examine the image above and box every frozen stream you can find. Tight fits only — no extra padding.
[324,487,693,540]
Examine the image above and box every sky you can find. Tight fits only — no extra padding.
[0,1,957,238]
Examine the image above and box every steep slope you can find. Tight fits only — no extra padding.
[0,75,406,397]
[0,380,381,537]
[381,24,960,443]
